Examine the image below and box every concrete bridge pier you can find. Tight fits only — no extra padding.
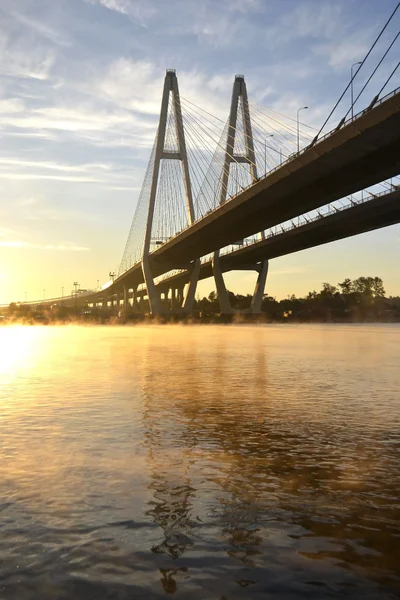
[211,255,269,315]
[249,260,269,314]
[171,287,180,312]
[177,287,184,306]
[182,259,200,314]
[122,285,129,317]
[131,287,138,313]
[212,251,234,315]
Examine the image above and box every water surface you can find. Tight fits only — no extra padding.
[1,324,400,599]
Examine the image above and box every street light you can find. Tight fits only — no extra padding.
[109,272,115,283]
[73,281,79,308]
[297,106,308,153]
[351,61,362,119]
[264,134,274,173]
[97,279,99,289]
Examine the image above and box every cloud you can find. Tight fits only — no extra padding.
[0,226,19,238]
[6,10,71,48]
[86,0,157,24]
[0,157,112,173]
[0,28,56,80]
[314,36,370,70]
[0,240,89,251]
[0,173,104,183]
[0,97,24,113]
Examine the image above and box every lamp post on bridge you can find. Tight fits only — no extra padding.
[264,134,274,174]
[297,106,308,153]
[73,281,79,309]
[351,61,362,120]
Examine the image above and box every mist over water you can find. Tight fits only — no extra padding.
[1,324,399,599]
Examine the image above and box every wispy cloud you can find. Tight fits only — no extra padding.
[0,158,112,172]
[6,10,71,48]
[0,29,56,80]
[0,173,103,182]
[86,0,157,24]
[0,240,89,251]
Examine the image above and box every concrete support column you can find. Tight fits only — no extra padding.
[250,260,269,314]
[171,288,179,312]
[123,285,129,317]
[132,288,138,313]
[182,259,200,313]
[212,252,233,314]
[177,287,184,306]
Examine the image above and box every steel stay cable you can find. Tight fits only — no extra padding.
[248,103,314,141]
[376,60,400,97]
[315,1,400,140]
[181,109,244,202]
[248,100,318,131]
[249,111,296,154]
[343,30,400,120]
[181,98,315,151]
[249,104,312,145]
[181,111,234,208]
[180,98,283,161]
[182,104,259,173]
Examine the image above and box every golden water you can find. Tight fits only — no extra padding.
[1,324,399,599]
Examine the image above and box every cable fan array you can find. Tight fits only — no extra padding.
[119,91,319,275]
[119,64,399,279]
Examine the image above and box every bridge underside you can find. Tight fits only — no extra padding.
[85,187,399,312]
[156,188,400,293]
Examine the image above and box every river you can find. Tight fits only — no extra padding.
[1,324,399,599]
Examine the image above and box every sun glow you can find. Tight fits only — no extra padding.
[0,326,44,379]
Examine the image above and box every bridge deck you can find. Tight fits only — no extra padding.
[155,188,400,291]
[149,89,400,270]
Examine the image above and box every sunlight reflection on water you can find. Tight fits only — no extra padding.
[0,324,399,599]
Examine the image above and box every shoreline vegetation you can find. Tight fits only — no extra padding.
[1,276,400,325]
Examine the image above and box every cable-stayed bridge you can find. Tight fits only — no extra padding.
[14,70,400,315]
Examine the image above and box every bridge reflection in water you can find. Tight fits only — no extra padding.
[1,325,400,598]
[137,326,400,597]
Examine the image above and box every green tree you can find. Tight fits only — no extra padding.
[320,283,338,297]
[338,278,353,295]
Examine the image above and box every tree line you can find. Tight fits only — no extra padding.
[2,275,400,323]
[195,276,400,321]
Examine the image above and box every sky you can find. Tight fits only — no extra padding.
[0,0,399,304]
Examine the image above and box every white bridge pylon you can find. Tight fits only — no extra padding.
[142,69,200,315]
[212,74,269,315]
